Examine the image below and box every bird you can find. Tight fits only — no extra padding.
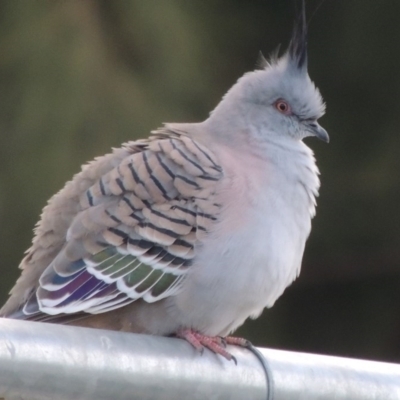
[0,1,328,362]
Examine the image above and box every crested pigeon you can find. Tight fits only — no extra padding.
[0,2,328,361]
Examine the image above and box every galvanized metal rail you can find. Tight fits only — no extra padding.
[0,318,399,400]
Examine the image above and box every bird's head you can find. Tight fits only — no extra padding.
[207,0,328,145]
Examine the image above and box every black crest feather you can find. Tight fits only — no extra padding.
[288,0,307,70]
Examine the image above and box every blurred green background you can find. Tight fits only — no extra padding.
[1,0,400,363]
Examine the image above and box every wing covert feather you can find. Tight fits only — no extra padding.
[8,127,223,319]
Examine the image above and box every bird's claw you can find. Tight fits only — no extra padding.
[225,336,252,348]
[176,329,249,363]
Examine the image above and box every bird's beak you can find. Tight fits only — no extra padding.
[308,122,329,143]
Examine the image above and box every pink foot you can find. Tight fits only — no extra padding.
[176,329,250,363]
[225,335,251,347]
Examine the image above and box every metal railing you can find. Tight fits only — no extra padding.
[0,318,399,399]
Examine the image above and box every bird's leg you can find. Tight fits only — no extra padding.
[176,329,250,363]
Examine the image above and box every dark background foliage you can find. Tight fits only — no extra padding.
[1,0,399,362]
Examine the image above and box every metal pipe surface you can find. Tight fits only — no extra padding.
[0,318,399,400]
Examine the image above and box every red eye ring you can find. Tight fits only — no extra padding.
[275,100,291,115]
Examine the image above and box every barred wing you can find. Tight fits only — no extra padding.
[19,130,223,318]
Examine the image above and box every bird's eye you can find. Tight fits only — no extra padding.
[275,100,291,115]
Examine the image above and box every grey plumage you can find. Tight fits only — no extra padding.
[1,128,222,321]
[1,1,328,358]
